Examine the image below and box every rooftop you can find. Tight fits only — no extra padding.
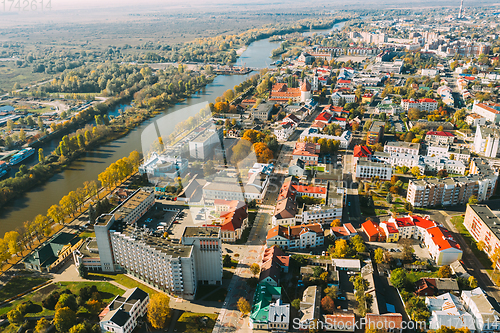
[182,226,221,238]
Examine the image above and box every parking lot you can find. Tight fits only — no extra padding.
[366,239,433,262]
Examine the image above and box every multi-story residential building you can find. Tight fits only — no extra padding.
[189,123,222,160]
[474,125,500,158]
[99,288,149,333]
[272,197,298,227]
[464,204,500,265]
[373,151,423,169]
[250,282,289,330]
[375,103,402,115]
[292,184,327,199]
[139,153,188,180]
[406,173,498,207]
[292,142,320,166]
[462,287,500,332]
[354,158,392,181]
[384,141,420,155]
[259,246,290,287]
[366,121,385,146]
[466,113,486,128]
[95,214,222,300]
[421,156,467,175]
[401,98,438,112]
[426,131,455,145]
[266,223,324,249]
[472,101,500,124]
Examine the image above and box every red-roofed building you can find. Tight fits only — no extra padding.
[353,145,372,164]
[266,223,324,249]
[336,79,352,87]
[259,246,290,286]
[401,98,438,112]
[292,142,320,165]
[331,223,358,240]
[292,184,327,199]
[472,101,500,123]
[331,117,347,128]
[316,111,333,124]
[283,113,300,125]
[365,313,403,331]
[426,131,455,144]
[424,225,462,265]
[311,120,327,130]
[213,200,249,242]
[324,312,355,332]
[362,220,383,242]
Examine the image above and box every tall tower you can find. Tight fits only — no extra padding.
[458,0,464,19]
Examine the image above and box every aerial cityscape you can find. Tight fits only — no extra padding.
[1,0,500,332]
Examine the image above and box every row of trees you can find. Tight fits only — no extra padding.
[98,151,141,189]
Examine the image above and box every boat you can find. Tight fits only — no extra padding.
[8,147,35,166]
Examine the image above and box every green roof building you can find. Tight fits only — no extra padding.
[24,232,82,272]
[250,281,289,330]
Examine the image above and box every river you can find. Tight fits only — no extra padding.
[0,21,345,237]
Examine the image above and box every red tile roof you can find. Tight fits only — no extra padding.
[426,131,455,137]
[292,185,327,195]
[316,111,333,122]
[365,313,403,330]
[353,145,372,158]
[362,220,379,238]
[426,226,461,251]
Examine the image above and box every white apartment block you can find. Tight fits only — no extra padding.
[266,224,324,250]
[331,92,356,104]
[401,98,438,112]
[95,214,223,300]
[427,145,471,164]
[354,157,392,181]
[189,124,222,160]
[384,141,420,155]
[299,128,352,149]
[99,288,149,333]
[472,101,500,124]
[274,123,295,142]
[466,113,486,128]
[112,189,155,225]
[462,288,500,333]
[373,151,423,169]
[474,125,500,158]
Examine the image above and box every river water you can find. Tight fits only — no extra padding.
[0,22,344,237]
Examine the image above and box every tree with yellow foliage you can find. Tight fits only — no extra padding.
[237,297,251,316]
[147,293,171,330]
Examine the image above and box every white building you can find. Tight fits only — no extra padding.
[427,144,470,163]
[139,153,188,180]
[426,131,455,145]
[375,103,402,115]
[401,98,438,112]
[373,151,424,169]
[299,128,352,149]
[474,125,500,158]
[462,288,500,333]
[274,122,295,142]
[331,92,356,105]
[189,124,222,160]
[99,288,149,333]
[421,68,439,76]
[354,158,392,181]
[384,141,420,155]
[472,101,500,124]
[426,293,475,331]
[466,113,486,128]
[95,214,223,300]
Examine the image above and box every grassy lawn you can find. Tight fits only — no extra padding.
[306,165,325,172]
[0,281,123,317]
[174,312,218,333]
[375,209,388,216]
[79,231,96,238]
[87,273,158,296]
[451,215,493,269]
[0,276,49,302]
[406,271,438,284]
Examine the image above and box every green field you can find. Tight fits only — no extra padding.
[0,281,124,317]
[174,313,218,333]
[306,165,325,172]
[0,62,52,94]
[88,272,158,296]
[0,276,49,302]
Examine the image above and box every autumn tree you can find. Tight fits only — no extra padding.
[411,166,421,177]
[469,195,478,205]
[7,308,24,324]
[438,265,452,278]
[374,248,384,264]
[250,263,260,277]
[468,276,478,289]
[147,293,171,330]
[291,298,301,310]
[4,231,20,256]
[54,307,77,332]
[56,293,78,312]
[237,297,251,315]
[333,239,350,258]
[35,318,50,333]
[321,296,335,313]
[390,268,407,289]
[330,219,341,228]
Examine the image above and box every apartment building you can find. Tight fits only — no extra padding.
[426,145,471,164]
[99,288,149,333]
[354,157,392,181]
[406,173,497,207]
[331,92,356,104]
[274,122,295,141]
[266,223,324,249]
[366,121,385,146]
[464,204,500,264]
[384,141,420,155]
[95,214,222,300]
[466,113,486,128]
[299,127,352,149]
[474,125,500,158]
[472,101,500,124]
[401,98,438,112]
[139,153,188,180]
